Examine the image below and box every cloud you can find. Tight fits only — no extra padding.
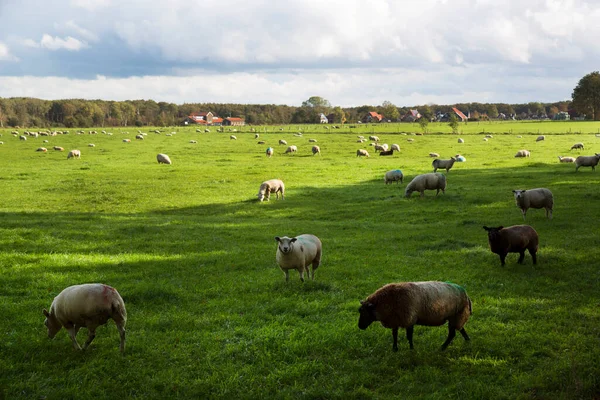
[60,20,99,42]
[70,0,110,10]
[40,34,88,51]
[0,42,18,61]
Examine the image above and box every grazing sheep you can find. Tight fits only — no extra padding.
[458,138,464,143]
[88,143,95,147]
[312,145,321,155]
[514,149,530,158]
[429,152,440,158]
[230,135,237,140]
[571,143,584,150]
[482,138,488,142]
[67,150,81,159]
[189,140,197,144]
[123,139,131,143]
[284,145,298,154]
[516,135,522,138]
[391,144,400,152]
[19,135,27,141]
[483,225,539,266]
[558,156,575,163]
[405,173,446,198]
[384,169,403,184]
[369,135,380,142]
[279,139,287,145]
[358,281,472,351]
[205,129,210,133]
[374,144,389,152]
[309,138,317,143]
[135,134,144,140]
[257,179,285,201]
[157,153,172,164]
[53,146,64,151]
[275,234,322,282]
[257,141,266,144]
[485,134,493,139]
[255,133,259,139]
[43,283,127,353]
[407,138,414,142]
[266,147,274,158]
[455,154,466,162]
[575,153,600,171]
[512,188,553,220]
[379,149,395,156]
[357,139,366,143]
[432,157,456,173]
[36,147,47,152]
[536,135,545,142]
[356,149,370,157]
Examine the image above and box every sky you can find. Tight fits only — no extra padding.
[0,0,598,107]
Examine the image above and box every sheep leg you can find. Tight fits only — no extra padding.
[297,268,305,282]
[284,270,290,282]
[392,327,399,352]
[441,326,456,350]
[405,326,414,350]
[83,327,97,350]
[547,208,552,220]
[459,328,470,341]
[116,321,126,354]
[66,326,82,350]
[521,210,526,220]
[499,253,507,266]
[529,249,537,264]
[518,251,525,264]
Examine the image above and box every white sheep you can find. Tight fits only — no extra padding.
[43,283,127,353]
[391,144,401,152]
[558,156,575,163]
[356,149,370,157]
[255,133,259,139]
[53,146,64,151]
[135,134,144,140]
[309,138,317,143]
[266,147,274,158]
[405,173,446,198]
[157,153,172,164]
[67,150,81,159]
[285,145,298,154]
[275,234,322,282]
[369,135,380,142]
[19,135,27,141]
[36,147,48,152]
[514,149,530,158]
[230,135,237,140]
[571,143,584,150]
[279,139,287,145]
[312,145,321,155]
[432,157,456,173]
[458,138,464,143]
[575,154,600,171]
[512,188,553,220]
[257,179,285,201]
[189,140,197,144]
[429,152,440,158]
[384,169,404,184]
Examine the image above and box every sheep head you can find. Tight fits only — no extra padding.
[42,309,61,339]
[358,300,377,330]
[483,226,504,241]
[512,190,526,200]
[275,236,297,254]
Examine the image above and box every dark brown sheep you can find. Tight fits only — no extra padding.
[483,225,539,266]
[358,281,472,352]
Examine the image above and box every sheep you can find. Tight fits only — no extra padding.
[257,140,266,144]
[205,129,210,133]
[485,134,493,139]
[275,234,322,282]
[429,152,440,158]
[284,145,298,154]
[405,173,446,198]
[575,153,600,171]
[512,188,553,220]
[266,147,274,157]
[455,154,466,162]
[536,135,545,142]
[357,139,366,143]
[135,134,144,140]
[36,147,47,152]
[458,138,464,143]
[309,138,317,143]
[53,146,64,151]
[407,138,414,142]
[255,133,259,139]
[67,150,81,159]
[123,139,131,143]
[19,135,27,141]
[374,144,389,152]
[571,143,584,150]
[257,179,285,201]
[514,149,530,158]
[432,157,456,173]
[516,135,523,138]
[279,139,287,145]
[379,149,395,156]
[483,225,538,266]
[230,135,237,140]
[558,156,575,163]
[358,281,472,351]
[369,135,380,142]
[157,153,172,164]
[356,149,370,157]
[391,144,401,152]
[384,169,403,184]
[43,283,127,353]
[482,138,488,142]
[312,145,321,156]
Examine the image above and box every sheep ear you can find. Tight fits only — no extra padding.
[275,237,281,242]
[512,190,516,194]
[43,309,50,317]
[498,226,504,230]
[290,238,297,243]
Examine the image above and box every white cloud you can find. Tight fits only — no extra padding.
[40,34,88,51]
[60,20,99,42]
[0,42,19,61]
[70,0,110,10]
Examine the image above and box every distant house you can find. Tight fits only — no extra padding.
[553,111,570,121]
[402,109,421,122]
[319,113,328,124]
[363,111,383,123]
[326,113,335,124]
[223,117,245,126]
[452,107,468,122]
[183,112,214,125]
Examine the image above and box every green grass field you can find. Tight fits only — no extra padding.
[0,124,599,399]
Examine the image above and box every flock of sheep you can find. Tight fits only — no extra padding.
[12,128,595,353]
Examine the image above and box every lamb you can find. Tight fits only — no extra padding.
[384,169,403,184]
[432,157,456,173]
[275,234,322,282]
[571,143,584,150]
[483,225,539,266]
[43,283,127,353]
[285,145,298,154]
[514,149,530,158]
[67,150,81,159]
[356,149,370,157]
[575,153,600,171]
[312,145,320,155]
[536,135,545,142]
[391,144,400,152]
[157,153,172,164]
[257,179,285,201]
[429,152,440,157]
[512,188,553,220]
[266,147,274,157]
[358,281,472,351]
[279,139,287,145]
[558,156,575,163]
[405,173,446,198]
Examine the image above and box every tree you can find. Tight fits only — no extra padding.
[572,71,600,120]
[486,104,499,119]
[381,101,400,122]
[301,96,331,109]
[418,117,429,134]
[331,106,345,124]
[448,113,459,134]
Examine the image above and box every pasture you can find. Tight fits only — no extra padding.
[0,126,599,399]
